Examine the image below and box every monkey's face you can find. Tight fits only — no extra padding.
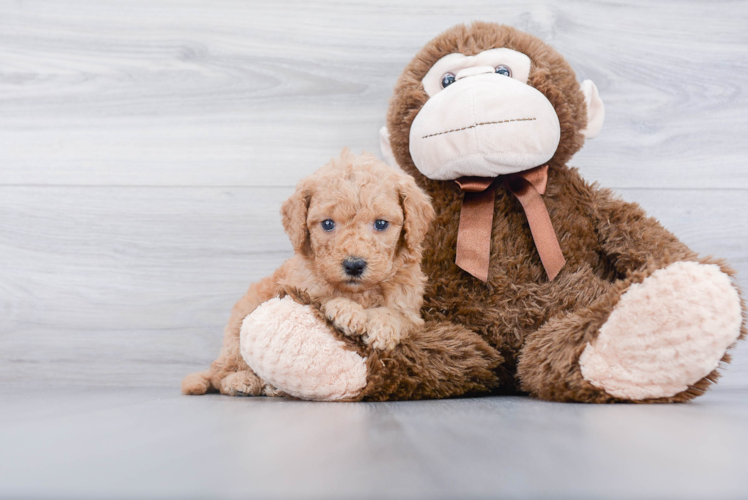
[385,23,605,183]
[410,48,561,180]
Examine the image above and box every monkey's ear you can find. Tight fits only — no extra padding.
[280,181,313,257]
[380,126,405,172]
[580,80,605,139]
[398,175,435,262]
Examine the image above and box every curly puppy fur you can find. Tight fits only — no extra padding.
[182,149,435,396]
[380,21,746,403]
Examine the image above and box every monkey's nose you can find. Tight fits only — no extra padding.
[456,66,495,80]
[343,258,367,277]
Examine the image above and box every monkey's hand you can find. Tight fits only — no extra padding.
[321,297,367,337]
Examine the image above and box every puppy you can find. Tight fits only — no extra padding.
[182,149,434,396]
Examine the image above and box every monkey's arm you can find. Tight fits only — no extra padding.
[590,187,696,275]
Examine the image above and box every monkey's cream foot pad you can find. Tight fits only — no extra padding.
[240,296,367,401]
[580,262,743,400]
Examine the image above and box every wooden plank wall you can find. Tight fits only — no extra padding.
[1,0,746,389]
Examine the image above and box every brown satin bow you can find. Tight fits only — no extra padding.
[455,165,566,282]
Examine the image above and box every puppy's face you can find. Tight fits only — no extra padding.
[281,151,434,293]
[307,183,404,291]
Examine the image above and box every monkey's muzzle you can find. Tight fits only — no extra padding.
[409,72,561,181]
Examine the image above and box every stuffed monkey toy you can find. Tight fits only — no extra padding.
[185,22,745,403]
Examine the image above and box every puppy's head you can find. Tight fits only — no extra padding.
[281,149,434,292]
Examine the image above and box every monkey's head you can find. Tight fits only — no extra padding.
[382,22,604,184]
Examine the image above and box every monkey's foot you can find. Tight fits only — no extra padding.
[580,262,742,400]
[240,296,367,401]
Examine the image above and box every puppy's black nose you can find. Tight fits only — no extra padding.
[343,258,367,277]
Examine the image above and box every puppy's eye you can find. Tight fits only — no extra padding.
[321,219,335,232]
[374,219,389,231]
[495,65,512,77]
[441,72,456,88]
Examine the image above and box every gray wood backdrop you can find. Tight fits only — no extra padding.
[1,0,747,390]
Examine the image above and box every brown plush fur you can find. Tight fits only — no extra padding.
[182,149,437,396]
[375,21,747,403]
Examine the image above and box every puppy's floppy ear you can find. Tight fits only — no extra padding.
[397,174,435,262]
[281,179,313,257]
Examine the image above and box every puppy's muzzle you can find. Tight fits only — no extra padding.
[343,257,367,277]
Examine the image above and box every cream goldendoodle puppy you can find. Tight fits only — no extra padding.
[182,149,434,396]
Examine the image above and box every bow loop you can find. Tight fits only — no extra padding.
[454,176,495,193]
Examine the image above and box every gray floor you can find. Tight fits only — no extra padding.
[2,387,748,499]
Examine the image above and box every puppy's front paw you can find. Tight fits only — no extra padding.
[363,314,403,351]
[322,297,367,337]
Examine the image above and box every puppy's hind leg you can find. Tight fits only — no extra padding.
[181,370,215,395]
[219,370,265,397]
[184,264,290,396]
[182,368,266,396]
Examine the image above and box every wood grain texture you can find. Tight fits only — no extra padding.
[1,187,746,387]
[1,0,747,188]
[0,0,747,390]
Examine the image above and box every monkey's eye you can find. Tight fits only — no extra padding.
[495,65,512,77]
[321,219,335,232]
[441,72,456,88]
[374,219,390,231]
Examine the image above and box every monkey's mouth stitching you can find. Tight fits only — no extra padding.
[422,117,536,139]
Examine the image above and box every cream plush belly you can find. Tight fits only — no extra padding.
[240,296,367,401]
[580,262,743,400]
